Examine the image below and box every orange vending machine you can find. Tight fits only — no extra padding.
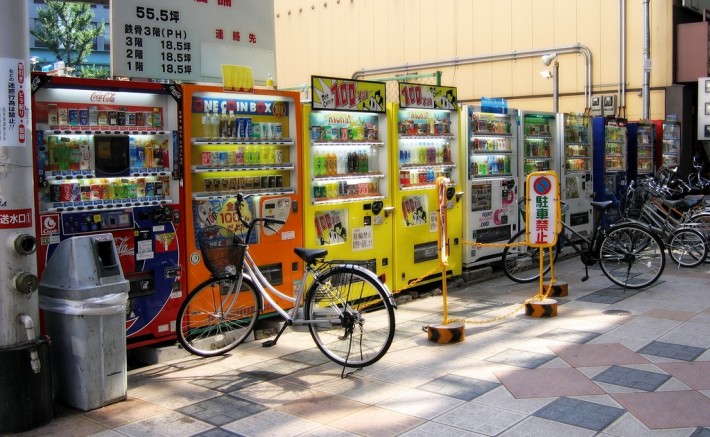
[181,84,303,312]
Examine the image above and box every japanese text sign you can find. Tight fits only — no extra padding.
[525,171,561,247]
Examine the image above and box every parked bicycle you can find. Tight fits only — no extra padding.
[502,198,665,289]
[617,181,708,267]
[176,193,396,369]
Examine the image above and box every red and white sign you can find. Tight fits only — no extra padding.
[525,171,560,247]
[0,208,33,229]
[40,214,60,236]
[0,57,29,147]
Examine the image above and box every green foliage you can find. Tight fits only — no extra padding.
[30,1,104,71]
[79,64,110,79]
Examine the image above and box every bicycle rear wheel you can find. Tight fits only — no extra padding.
[177,276,261,357]
[305,265,395,368]
[598,223,665,289]
[502,230,559,283]
[667,228,708,268]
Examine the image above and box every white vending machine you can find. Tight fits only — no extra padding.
[559,113,593,237]
[462,106,519,269]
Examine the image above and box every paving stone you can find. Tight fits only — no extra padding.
[533,397,625,431]
[592,365,670,392]
[637,341,706,361]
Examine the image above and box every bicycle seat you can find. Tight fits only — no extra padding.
[662,197,700,209]
[294,247,328,264]
[590,200,613,212]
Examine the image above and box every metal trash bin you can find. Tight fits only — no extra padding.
[39,234,129,411]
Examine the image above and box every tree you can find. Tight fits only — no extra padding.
[30,1,104,72]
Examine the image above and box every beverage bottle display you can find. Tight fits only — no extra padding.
[236,146,245,165]
[228,110,236,137]
[46,136,58,170]
[220,110,230,138]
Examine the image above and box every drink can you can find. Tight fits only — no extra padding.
[145,182,155,197]
[48,104,59,127]
[79,109,89,126]
[238,177,246,189]
[90,183,102,200]
[274,148,283,164]
[117,111,126,126]
[219,151,228,165]
[80,185,91,201]
[58,108,69,125]
[155,180,164,196]
[275,175,283,187]
[126,112,136,126]
[136,112,145,126]
[269,175,276,188]
[251,122,262,139]
[68,109,79,126]
[340,127,349,141]
[237,117,246,139]
[262,122,272,139]
[221,178,229,191]
[108,111,118,126]
[311,126,321,140]
[49,184,62,202]
[245,118,252,139]
[273,122,283,140]
[69,183,81,201]
[261,176,269,189]
[201,152,212,166]
[229,177,237,190]
[246,177,253,189]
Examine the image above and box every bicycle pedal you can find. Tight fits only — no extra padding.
[581,276,589,282]
[262,340,276,348]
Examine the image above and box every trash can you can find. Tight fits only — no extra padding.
[39,234,129,411]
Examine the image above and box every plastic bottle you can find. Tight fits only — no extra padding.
[236,146,245,166]
[69,139,81,170]
[209,111,220,139]
[337,150,346,174]
[201,112,210,138]
[79,138,91,170]
[220,109,230,138]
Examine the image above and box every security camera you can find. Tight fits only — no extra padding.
[541,52,558,66]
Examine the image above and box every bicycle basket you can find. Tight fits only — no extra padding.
[197,226,246,277]
[518,198,568,223]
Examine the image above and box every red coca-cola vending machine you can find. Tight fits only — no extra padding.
[31,74,185,348]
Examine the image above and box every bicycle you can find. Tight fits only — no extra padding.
[176,193,396,369]
[618,181,708,268]
[502,198,666,289]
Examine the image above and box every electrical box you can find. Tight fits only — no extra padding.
[590,96,602,116]
[603,95,617,117]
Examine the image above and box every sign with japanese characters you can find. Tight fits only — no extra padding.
[398,82,457,110]
[311,76,386,113]
[525,171,561,247]
[0,58,28,147]
[111,0,276,84]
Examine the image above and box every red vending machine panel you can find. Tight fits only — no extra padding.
[31,74,185,348]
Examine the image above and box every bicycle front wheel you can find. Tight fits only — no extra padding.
[305,266,395,368]
[598,223,665,289]
[502,230,559,283]
[667,228,708,268]
[177,276,261,357]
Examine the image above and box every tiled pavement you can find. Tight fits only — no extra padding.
[9,257,710,437]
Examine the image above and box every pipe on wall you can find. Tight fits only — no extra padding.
[352,44,594,110]
[642,0,651,119]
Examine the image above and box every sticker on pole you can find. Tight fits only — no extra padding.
[525,171,561,248]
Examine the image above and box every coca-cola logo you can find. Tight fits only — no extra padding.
[113,236,134,258]
[90,92,116,103]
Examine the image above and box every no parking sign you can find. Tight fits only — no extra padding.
[525,171,561,247]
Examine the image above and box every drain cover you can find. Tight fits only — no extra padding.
[603,309,632,316]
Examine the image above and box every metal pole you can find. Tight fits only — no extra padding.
[0,0,38,348]
[553,61,559,113]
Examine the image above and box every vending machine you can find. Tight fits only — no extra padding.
[592,116,628,221]
[389,82,463,291]
[31,74,184,348]
[627,121,655,183]
[559,113,594,237]
[303,76,393,289]
[461,105,518,269]
[518,111,560,196]
[660,116,681,169]
[181,84,303,312]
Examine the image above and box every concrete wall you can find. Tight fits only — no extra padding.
[273,0,672,120]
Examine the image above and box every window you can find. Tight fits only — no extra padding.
[32,18,48,48]
[103,23,110,51]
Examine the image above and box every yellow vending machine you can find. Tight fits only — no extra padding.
[303,76,393,289]
[389,83,463,292]
[182,84,303,312]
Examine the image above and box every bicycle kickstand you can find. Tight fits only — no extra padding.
[262,320,291,348]
[582,264,590,282]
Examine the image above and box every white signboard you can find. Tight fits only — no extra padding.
[525,171,561,248]
[111,0,276,84]
[0,58,29,147]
